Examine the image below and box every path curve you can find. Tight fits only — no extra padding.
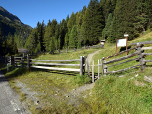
[86,50,101,65]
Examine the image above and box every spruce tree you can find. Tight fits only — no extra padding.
[82,0,104,45]
[110,0,138,42]
[69,25,77,48]
[0,22,3,55]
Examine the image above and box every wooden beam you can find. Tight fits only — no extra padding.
[105,57,140,68]
[103,45,140,60]
[31,66,80,72]
[142,47,152,50]
[105,64,140,74]
[104,52,139,65]
[142,53,152,56]
[31,59,80,62]
[143,60,152,62]
[131,41,152,45]
[31,62,80,66]
[92,60,94,83]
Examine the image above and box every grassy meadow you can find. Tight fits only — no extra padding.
[1,31,152,113]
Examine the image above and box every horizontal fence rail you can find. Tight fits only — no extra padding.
[102,42,152,75]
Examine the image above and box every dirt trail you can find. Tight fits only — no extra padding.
[14,49,102,110]
[86,50,101,65]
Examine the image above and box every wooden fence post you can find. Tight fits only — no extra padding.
[11,56,14,66]
[22,53,24,68]
[98,59,100,79]
[92,60,94,83]
[27,54,31,71]
[103,57,108,75]
[137,43,144,71]
[80,56,85,75]
[101,58,104,76]
[87,59,90,76]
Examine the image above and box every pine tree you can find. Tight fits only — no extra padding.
[82,0,104,45]
[110,0,138,42]
[134,0,149,34]
[102,13,113,39]
[67,12,76,35]
[69,25,77,48]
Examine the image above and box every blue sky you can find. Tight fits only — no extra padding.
[1,0,90,28]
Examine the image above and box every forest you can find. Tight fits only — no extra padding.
[1,0,152,55]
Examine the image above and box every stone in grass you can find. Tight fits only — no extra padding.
[144,76,152,83]
[66,95,69,98]
[34,101,40,105]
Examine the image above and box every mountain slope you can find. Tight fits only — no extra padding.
[0,6,32,48]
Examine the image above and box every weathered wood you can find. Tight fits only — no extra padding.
[105,57,140,69]
[92,60,94,83]
[31,59,80,62]
[98,59,100,79]
[131,41,152,45]
[142,53,152,56]
[31,62,80,66]
[104,51,140,65]
[103,59,107,74]
[137,43,144,71]
[14,57,23,59]
[87,60,90,76]
[101,59,104,76]
[142,47,152,50]
[31,66,80,72]
[80,56,83,76]
[105,64,140,74]
[143,60,152,62]
[103,45,140,60]
[80,56,85,75]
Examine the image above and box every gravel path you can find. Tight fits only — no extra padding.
[86,50,101,65]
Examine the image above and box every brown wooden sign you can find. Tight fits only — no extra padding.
[18,49,29,53]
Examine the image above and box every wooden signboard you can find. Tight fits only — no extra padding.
[116,37,128,55]
[18,49,29,53]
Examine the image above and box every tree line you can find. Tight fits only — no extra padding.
[1,0,152,55]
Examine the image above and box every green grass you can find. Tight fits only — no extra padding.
[1,31,152,113]
[90,31,152,113]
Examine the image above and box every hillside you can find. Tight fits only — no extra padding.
[0,6,32,49]
[1,31,152,113]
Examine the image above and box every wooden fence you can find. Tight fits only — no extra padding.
[102,41,152,75]
[8,55,85,76]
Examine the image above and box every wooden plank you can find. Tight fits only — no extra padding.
[105,64,140,74]
[87,60,90,76]
[14,57,23,59]
[31,59,80,62]
[142,53,152,56]
[31,62,80,66]
[142,47,152,50]
[143,60,152,62]
[104,51,139,65]
[131,41,152,45]
[105,57,140,68]
[103,45,140,60]
[98,59,99,79]
[80,56,83,75]
[137,43,144,71]
[101,59,104,76]
[92,60,94,83]
[31,66,80,72]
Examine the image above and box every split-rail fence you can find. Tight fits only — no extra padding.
[101,41,152,75]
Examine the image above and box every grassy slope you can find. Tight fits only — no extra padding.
[1,31,152,113]
[91,31,152,113]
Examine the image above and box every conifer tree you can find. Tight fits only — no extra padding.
[82,0,104,45]
[69,25,77,48]
[0,23,3,55]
